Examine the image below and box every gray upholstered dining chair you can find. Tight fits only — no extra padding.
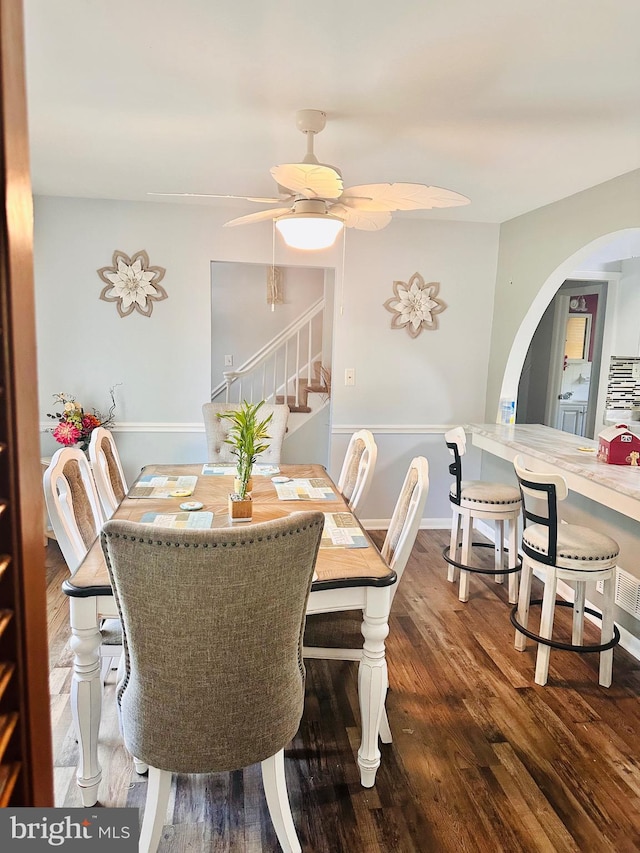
[43,446,121,679]
[202,402,290,464]
[336,429,378,516]
[101,512,324,853]
[89,426,129,518]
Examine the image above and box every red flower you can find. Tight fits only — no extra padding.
[82,414,101,430]
[53,421,81,446]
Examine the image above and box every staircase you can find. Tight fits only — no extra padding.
[276,360,331,413]
[210,297,331,435]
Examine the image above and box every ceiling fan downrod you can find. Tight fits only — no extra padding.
[296,109,327,165]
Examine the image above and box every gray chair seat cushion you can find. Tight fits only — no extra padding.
[99,618,123,646]
[523,523,619,569]
[452,480,521,510]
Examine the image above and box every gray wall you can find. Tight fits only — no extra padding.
[35,195,500,523]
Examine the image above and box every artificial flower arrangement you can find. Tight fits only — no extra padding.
[46,387,117,452]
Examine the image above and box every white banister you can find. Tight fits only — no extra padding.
[211,297,326,407]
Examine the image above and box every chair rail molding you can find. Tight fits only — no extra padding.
[41,422,206,434]
[332,424,461,435]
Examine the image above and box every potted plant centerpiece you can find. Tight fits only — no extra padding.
[219,400,273,522]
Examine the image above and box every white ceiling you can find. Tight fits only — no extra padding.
[23,0,640,223]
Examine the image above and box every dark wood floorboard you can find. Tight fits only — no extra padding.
[47,530,640,852]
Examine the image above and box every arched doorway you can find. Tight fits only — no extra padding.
[498,227,640,436]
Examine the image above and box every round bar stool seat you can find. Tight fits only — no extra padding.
[512,456,620,687]
[443,428,522,604]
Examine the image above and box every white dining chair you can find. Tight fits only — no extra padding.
[303,456,429,743]
[43,447,121,679]
[89,427,128,518]
[336,429,378,516]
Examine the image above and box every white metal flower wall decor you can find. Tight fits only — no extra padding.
[383,272,446,337]
[97,250,167,317]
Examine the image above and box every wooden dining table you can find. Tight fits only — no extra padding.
[63,462,396,806]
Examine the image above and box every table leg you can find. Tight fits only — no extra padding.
[357,586,391,788]
[69,596,103,806]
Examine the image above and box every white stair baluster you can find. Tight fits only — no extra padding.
[283,341,289,407]
[307,318,312,386]
[295,331,301,408]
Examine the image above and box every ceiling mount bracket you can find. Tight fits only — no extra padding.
[295,109,327,136]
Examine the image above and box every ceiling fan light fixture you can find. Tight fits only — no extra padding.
[275,212,344,250]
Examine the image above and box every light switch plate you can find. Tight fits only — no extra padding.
[345,368,355,386]
[224,354,233,367]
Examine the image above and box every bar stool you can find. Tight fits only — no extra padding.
[512,456,620,687]
[443,427,521,604]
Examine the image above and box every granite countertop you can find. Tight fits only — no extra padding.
[469,423,640,502]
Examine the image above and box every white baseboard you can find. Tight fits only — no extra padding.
[361,517,451,531]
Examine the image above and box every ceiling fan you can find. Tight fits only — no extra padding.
[151,109,471,249]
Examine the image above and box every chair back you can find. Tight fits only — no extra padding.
[513,455,568,566]
[337,429,378,514]
[381,456,429,600]
[101,512,324,774]
[202,402,289,464]
[43,447,105,573]
[89,427,128,518]
[444,426,466,506]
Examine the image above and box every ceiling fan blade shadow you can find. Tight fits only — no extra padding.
[341,183,470,211]
[224,207,292,227]
[270,164,343,199]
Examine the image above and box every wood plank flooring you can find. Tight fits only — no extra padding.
[47,530,640,852]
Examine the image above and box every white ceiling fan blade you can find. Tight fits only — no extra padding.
[340,183,470,211]
[270,164,343,199]
[223,207,292,227]
[148,192,289,204]
[329,204,392,231]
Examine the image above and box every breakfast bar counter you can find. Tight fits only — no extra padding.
[469,423,640,523]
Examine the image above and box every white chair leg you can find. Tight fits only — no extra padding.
[494,519,504,584]
[572,582,585,646]
[133,757,149,775]
[261,749,301,853]
[507,515,519,605]
[535,568,558,686]
[448,510,461,583]
[459,514,472,602]
[379,703,392,744]
[515,558,533,651]
[599,573,616,688]
[139,767,172,853]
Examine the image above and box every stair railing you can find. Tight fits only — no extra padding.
[210,297,325,406]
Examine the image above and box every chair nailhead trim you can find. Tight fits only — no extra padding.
[524,540,618,561]
[463,497,521,505]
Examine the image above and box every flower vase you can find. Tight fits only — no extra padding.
[234,476,253,495]
[228,493,253,522]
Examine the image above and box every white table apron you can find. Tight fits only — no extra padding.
[68,583,393,806]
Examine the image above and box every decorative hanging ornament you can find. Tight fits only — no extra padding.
[98,250,167,317]
[383,272,446,337]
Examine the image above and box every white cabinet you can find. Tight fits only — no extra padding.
[556,402,587,436]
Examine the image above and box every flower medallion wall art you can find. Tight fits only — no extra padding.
[383,272,446,338]
[47,389,117,452]
[97,250,167,318]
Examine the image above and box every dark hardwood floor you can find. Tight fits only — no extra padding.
[47,530,640,852]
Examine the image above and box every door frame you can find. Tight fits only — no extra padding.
[545,280,608,438]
